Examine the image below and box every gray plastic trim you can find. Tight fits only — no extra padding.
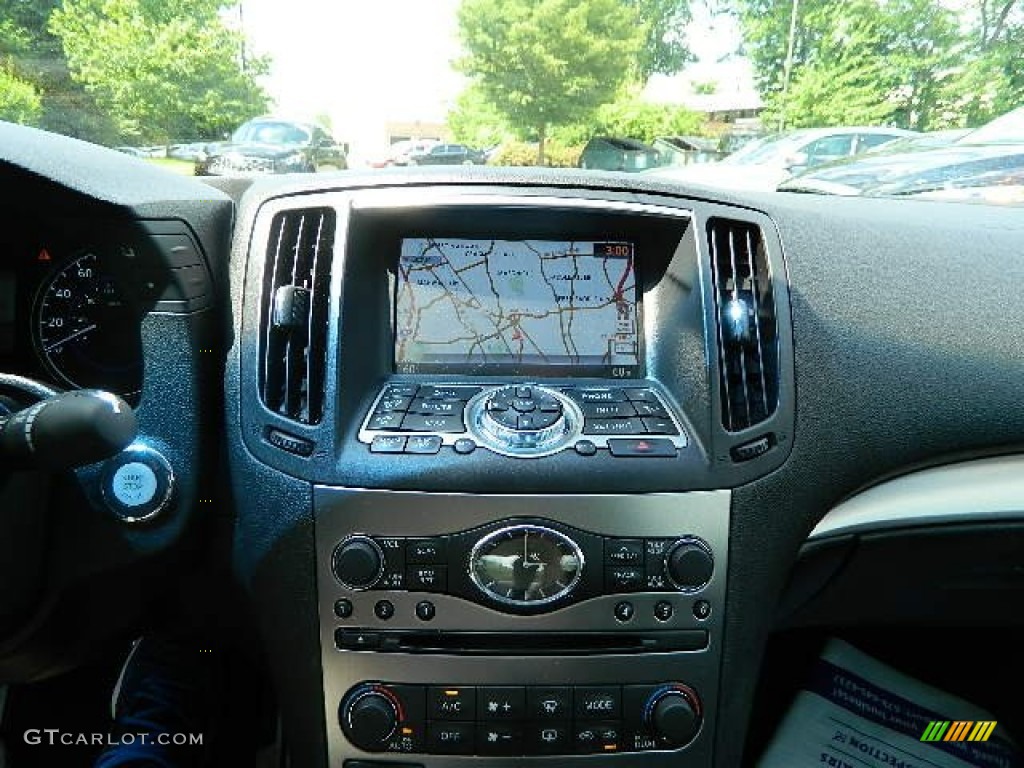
[808,455,1024,540]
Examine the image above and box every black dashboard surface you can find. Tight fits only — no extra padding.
[2,125,1024,767]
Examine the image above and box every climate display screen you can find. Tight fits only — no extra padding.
[394,238,640,377]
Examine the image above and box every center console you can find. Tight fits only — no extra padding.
[234,185,793,767]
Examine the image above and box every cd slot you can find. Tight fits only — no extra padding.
[334,629,708,655]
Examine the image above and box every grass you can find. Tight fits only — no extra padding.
[144,156,195,175]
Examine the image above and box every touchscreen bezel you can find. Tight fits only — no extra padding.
[393,236,643,378]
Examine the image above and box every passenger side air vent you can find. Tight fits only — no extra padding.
[260,208,336,424]
[707,218,779,432]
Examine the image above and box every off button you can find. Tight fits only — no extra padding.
[111,462,158,507]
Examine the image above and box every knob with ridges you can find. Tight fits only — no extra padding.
[664,537,714,592]
[332,536,384,590]
[644,685,702,748]
[340,685,400,752]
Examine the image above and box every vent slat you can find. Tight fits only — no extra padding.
[707,218,779,432]
[259,208,335,425]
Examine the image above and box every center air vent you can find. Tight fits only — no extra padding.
[260,207,335,424]
[707,218,779,432]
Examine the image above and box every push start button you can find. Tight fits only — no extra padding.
[110,462,158,507]
[100,444,174,523]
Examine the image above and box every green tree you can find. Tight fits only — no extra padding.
[457,0,644,163]
[627,0,694,79]
[50,0,270,145]
[447,83,511,149]
[0,63,41,123]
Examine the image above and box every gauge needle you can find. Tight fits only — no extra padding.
[45,323,97,352]
[524,530,529,563]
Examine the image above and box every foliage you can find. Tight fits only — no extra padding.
[0,62,41,123]
[489,140,583,167]
[732,0,1024,131]
[49,0,270,144]
[447,83,511,149]
[457,0,644,163]
[626,0,694,79]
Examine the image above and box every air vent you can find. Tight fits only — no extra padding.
[707,218,779,432]
[260,207,335,424]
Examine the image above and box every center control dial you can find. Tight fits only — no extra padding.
[466,384,582,456]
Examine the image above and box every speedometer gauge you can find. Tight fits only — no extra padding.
[33,251,143,395]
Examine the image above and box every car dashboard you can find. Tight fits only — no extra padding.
[1,121,1023,768]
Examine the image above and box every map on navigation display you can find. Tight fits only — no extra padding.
[394,237,640,375]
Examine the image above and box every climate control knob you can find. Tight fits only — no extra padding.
[332,536,384,590]
[664,537,714,592]
[340,685,400,752]
[644,685,702,748]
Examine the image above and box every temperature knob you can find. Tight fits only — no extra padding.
[332,536,384,590]
[644,685,702,748]
[340,685,400,752]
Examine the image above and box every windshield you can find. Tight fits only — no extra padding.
[2,0,1021,202]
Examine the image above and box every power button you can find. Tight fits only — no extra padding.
[100,444,174,523]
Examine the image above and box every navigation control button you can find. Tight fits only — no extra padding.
[583,418,645,435]
[632,401,669,418]
[488,408,520,429]
[368,412,405,431]
[417,385,481,401]
[401,414,464,433]
[575,687,621,720]
[515,385,532,399]
[641,417,679,435]
[383,383,419,397]
[568,388,627,403]
[370,434,407,453]
[453,438,476,454]
[528,688,572,720]
[574,440,597,456]
[624,388,659,402]
[404,435,442,454]
[581,402,636,418]
[376,395,413,412]
[478,687,525,720]
[409,398,461,415]
[537,397,563,413]
[607,438,677,457]
[511,398,536,413]
[428,687,476,720]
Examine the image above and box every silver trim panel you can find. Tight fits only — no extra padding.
[316,488,728,767]
[808,455,1024,540]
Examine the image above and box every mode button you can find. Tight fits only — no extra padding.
[574,686,621,720]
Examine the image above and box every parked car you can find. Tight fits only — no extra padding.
[383,138,441,167]
[778,143,1024,197]
[167,141,220,162]
[194,117,347,176]
[647,126,918,191]
[652,135,723,166]
[407,143,487,165]
[578,136,661,171]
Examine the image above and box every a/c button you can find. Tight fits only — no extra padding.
[110,462,158,507]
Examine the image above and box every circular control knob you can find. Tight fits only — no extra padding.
[332,536,384,590]
[340,685,400,752]
[664,537,714,592]
[466,385,582,457]
[645,685,702,748]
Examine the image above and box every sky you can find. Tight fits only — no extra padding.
[240,0,742,161]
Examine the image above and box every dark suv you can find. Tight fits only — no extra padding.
[195,117,347,176]
[408,143,487,165]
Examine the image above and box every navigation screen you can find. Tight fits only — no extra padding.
[394,238,640,376]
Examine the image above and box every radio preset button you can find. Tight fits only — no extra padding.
[575,687,621,720]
